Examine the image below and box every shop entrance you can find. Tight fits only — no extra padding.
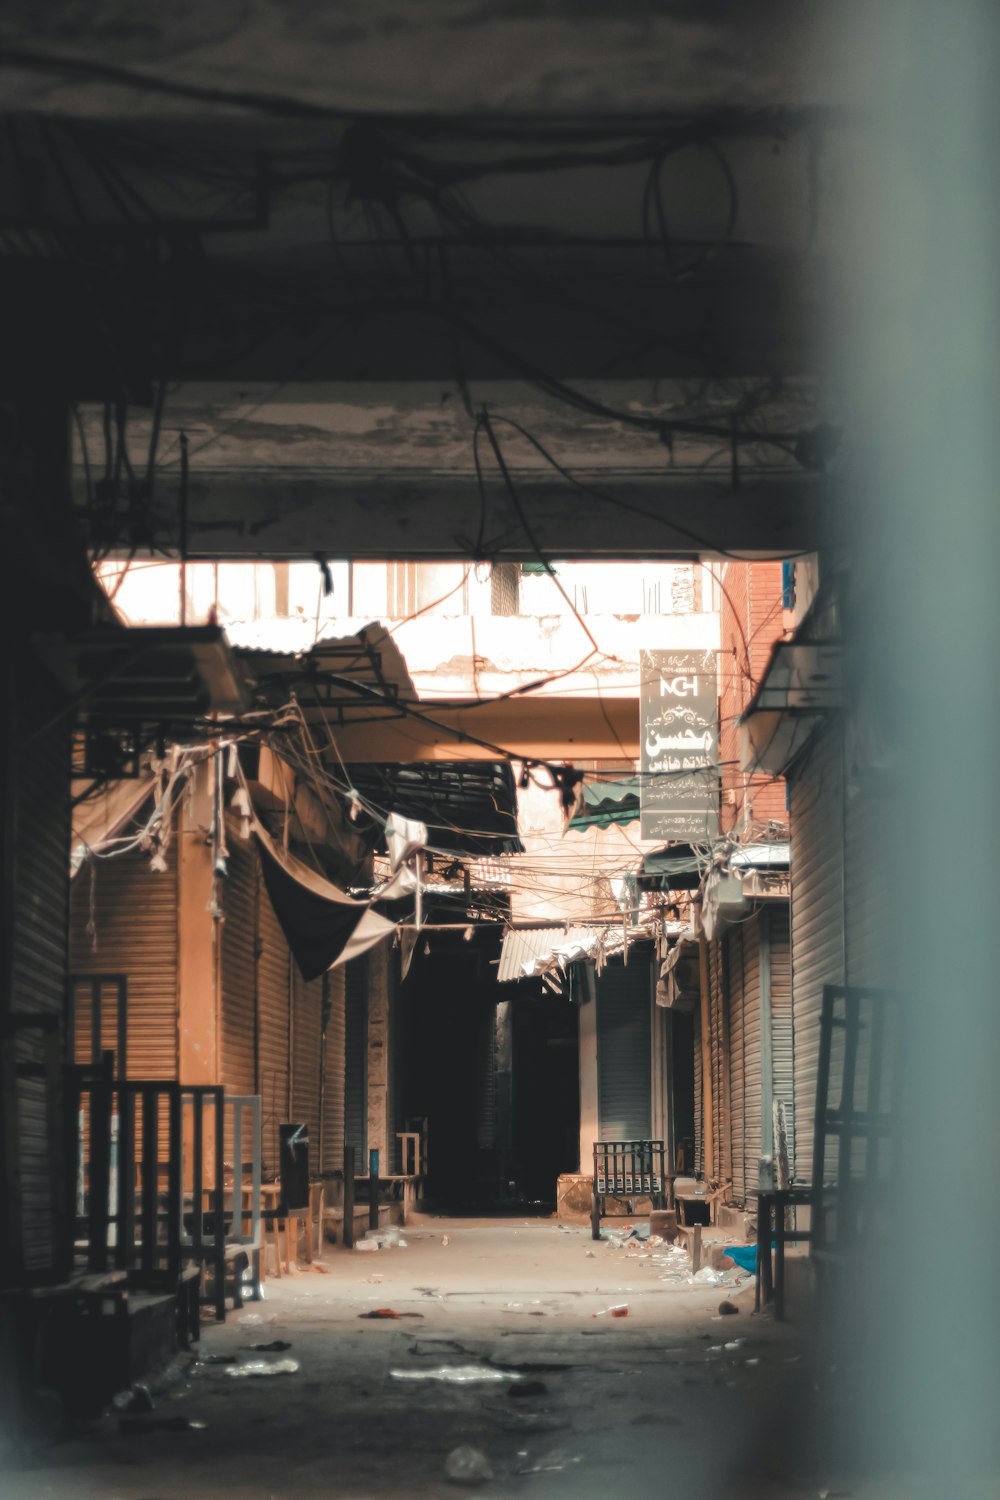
[509,987,580,1209]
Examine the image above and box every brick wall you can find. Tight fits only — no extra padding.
[716,561,789,835]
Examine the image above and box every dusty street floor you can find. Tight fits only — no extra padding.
[4,1217,857,1500]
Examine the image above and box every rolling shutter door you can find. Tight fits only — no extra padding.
[11,716,72,1276]
[69,832,179,1083]
[322,966,346,1173]
[292,967,323,1168]
[710,938,728,1187]
[596,956,652,1141]
[693,1002,703,1176]
[845,786,889,991]
[257,884,291,1175]
[768,905,794,1172]
[789,727,845,1183]
[220,834,257,1169]
[344,956,368,1161]
[387,955,404,1173]
[742,915,762,1209]
[726,925,746,1204]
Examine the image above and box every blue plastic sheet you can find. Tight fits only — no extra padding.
[723,1244,757,1274]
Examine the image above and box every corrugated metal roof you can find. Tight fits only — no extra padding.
[497,921,663,984]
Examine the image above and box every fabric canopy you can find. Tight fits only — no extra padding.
[253,818,395,980]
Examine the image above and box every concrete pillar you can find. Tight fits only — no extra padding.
[177,758,220,1182]
[578,976,599,1177]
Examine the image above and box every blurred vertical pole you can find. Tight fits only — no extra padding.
[838,2,1000,1484]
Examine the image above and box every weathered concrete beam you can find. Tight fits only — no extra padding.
[123,468,824,561]
[73,379,830,559]
[0,4,865,119]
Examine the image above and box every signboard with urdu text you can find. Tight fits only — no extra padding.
[640,649,719,841]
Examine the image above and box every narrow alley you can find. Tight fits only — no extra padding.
[10,1218,817,1500]
[3,7,1000,1499]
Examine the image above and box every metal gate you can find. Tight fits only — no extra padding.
[596,955,652,1141]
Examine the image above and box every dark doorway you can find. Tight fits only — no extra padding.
[401,939,501,1210]
[670,1010,696,1174]
[510,988,580,1209]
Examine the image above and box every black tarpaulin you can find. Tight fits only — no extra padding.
[253,819,395,981]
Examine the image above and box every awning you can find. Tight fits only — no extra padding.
[346,759,522,857]
[497,921,659,986]
[37,624,247,724]
[567,777,640,831]
[70,773,156,875]
[253,818,395,980]
[739,639,842,775]
[639,844,705,890]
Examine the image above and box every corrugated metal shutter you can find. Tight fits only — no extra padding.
[70,977,125,1074]
[386,954,403,1173]
[710,937,729,1186]
[596,956,652,1140]
[476,1001,496,1152]
[693,1002,702,1176]
[845,785,888,990]
[292,967,323,1172]
[220,835,257,1099]
[12,716,72,1275]
[789,727,845,1182]
[322,967,346,1174]
[257,882,291,1176]
[344,956,368,1162]
[742,915,762,1208]
[69,832,179,1082]
[768,905,794,1172]
[726,925,746,1203]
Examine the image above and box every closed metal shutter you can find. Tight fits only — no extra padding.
[292,967,323,1166]
[322,966,346,1173]
[344,956,368,1161]
[257,883,291,1175]
[845,786,888,990]
[726,925,746,1203]
[789,727,845,1182]
[710,938,729,1186]
[596,956,652,1140]
[386,954,403,1172]
[11,716,72,1275]
[476,1000,496,1153]
[69,829,179,1082]
[693,1002,703,1176]
[70,977,126,1074]
[220,834,257,1099]
[742,915,762,1209]
[768,905,794,1172]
